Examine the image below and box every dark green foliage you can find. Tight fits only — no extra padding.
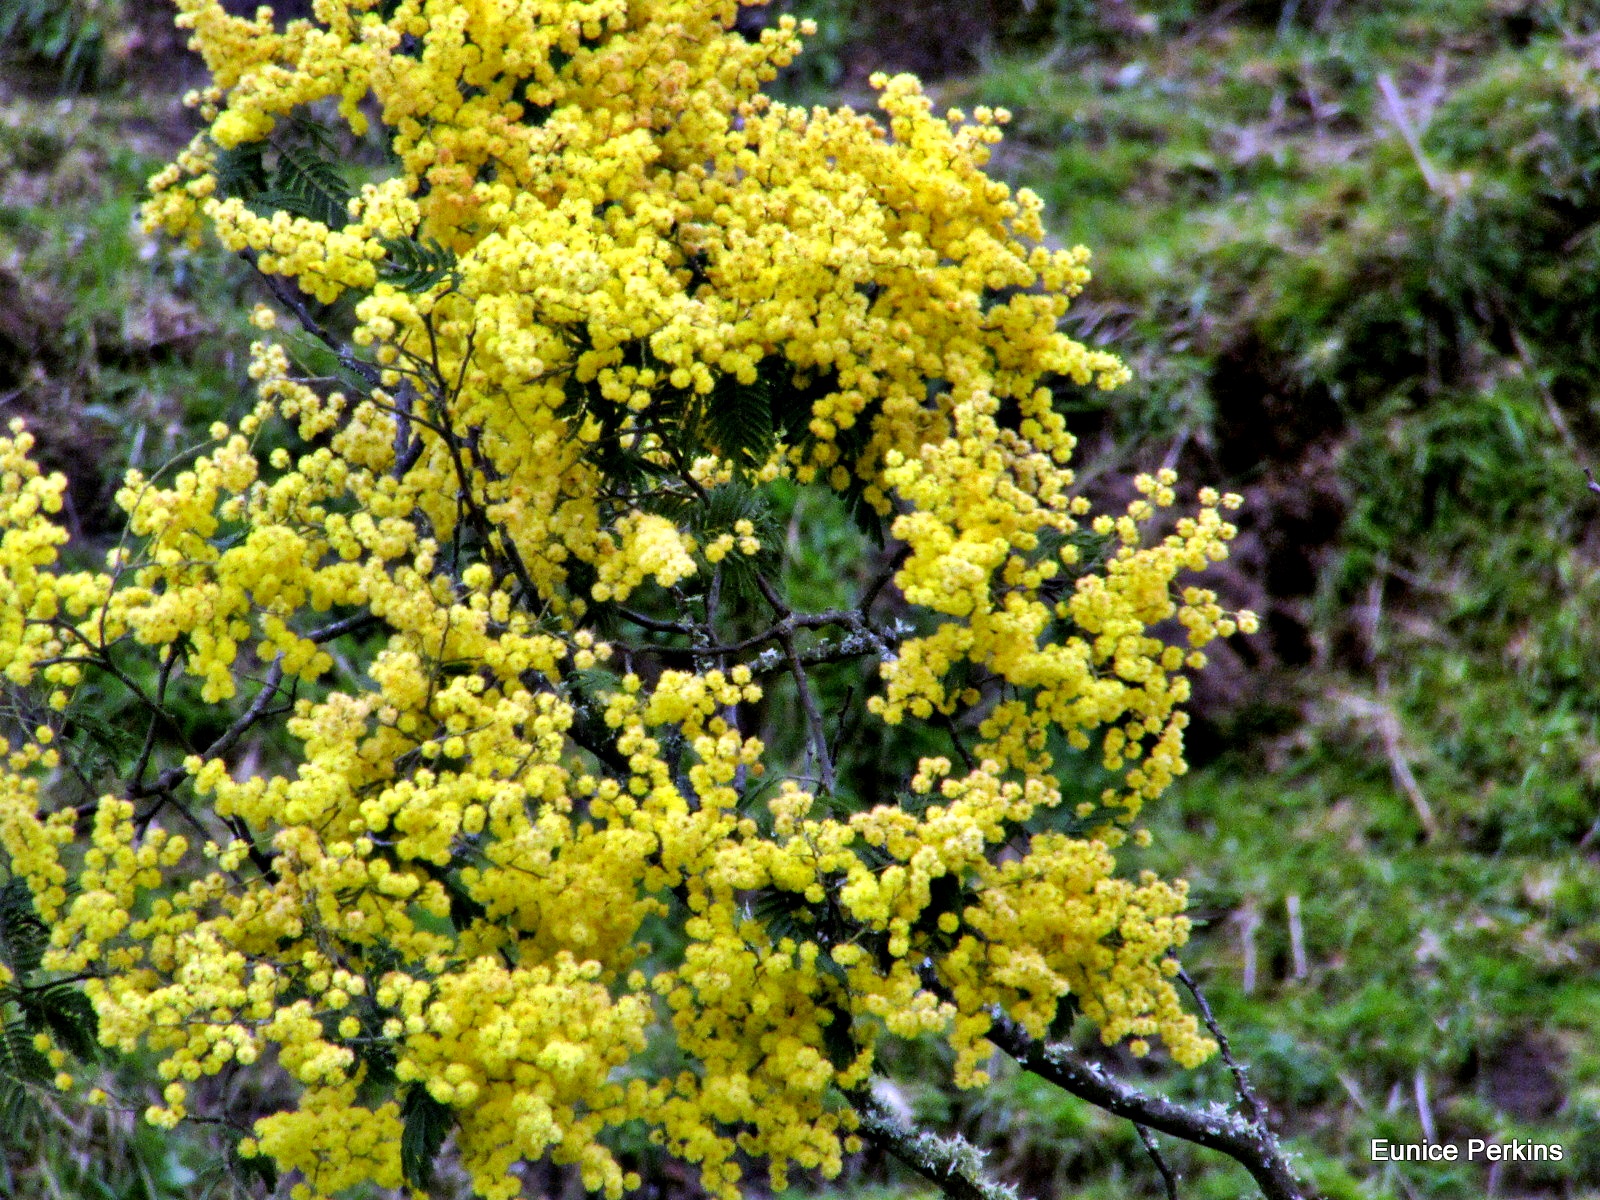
[687,482,781,598]
[750,884,818,950]
[0,0,110,90]
[0,879,106,1099]
[342,999,400,1102]
[250,137,354,229]
[217,114,355,230]
[377,235,459,292]
[0,877,46,980]
[555,339,831,540]
[213,142,269,203]
[226,1127,279,1194]
[0,1018,49,1084]
[704,358,784,478]
[440,868,489,930]
[819,1000,858,1071]
[0,1018,50,1124]
[14,983,100,1064]
[568,665,623,701]
[401,1084,455,1191]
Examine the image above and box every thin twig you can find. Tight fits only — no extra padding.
[1136,1123,1180,1200]
[861,545,910,614]
[617,608,696,635]
[620,605,893,659]
[389,378,426,476]
[754,574,834,793]
[938,709,975,774]
[1335,689,1437,840]
[308,612,382,644]
[1177,967,1271,1131]
[203,659,287,764]
[906,960,1312,1200]
[240,249,381,388]
[1376,72,1445,196]
[130,642,184,793]
[1285,894,1308,982]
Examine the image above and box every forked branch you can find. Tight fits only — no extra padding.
[984,1009,1315,1200]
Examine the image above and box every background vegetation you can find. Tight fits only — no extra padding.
[5,0,1600,1196]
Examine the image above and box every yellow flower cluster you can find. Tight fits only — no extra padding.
[0,2,1260,1198]
[592,511,698,602]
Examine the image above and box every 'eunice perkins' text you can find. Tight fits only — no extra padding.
[1370,1139,1563,1162]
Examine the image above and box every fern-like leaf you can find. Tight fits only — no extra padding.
[0,878,46,979]
[213,142,268,200]
[401,1085,454,1191]
[282,112,340,156]
[0,1018,49,1087]
[378,235,459,292]
[251,138,353,229]
[227,1127,280,1193]
[705,361,781,477]
[819,1001,857,1070]
[16,982,101,1063]
[751,887,816,948]
[683,482,780,601]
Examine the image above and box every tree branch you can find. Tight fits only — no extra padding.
[850,1089,1023,1200]
[1136,1123,1180,1200]
[982,1009,1315,1200]
[241,249,381,389]
[754,574,834,792]
[1177,967,1269,1130]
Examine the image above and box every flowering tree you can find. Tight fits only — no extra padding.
[0,2,1305,1198]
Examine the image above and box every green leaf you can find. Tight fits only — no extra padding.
[335,1000,399,1101]
[354,1035,398,1095]
[401,1085,455,1192]
[441,872,487,930]
[227,1128,279,1193]
[0,878,46,979]
[819,1002,856,1070]
[773,368,839,443]
[0,1077,33,1147]
[0,1018,50,1086]
[685,482,774,541]
[752,887,815,947]
[17,982,101,1063]
[250,138,353,229]
[213,142,268,201]
[814,948,850,987]
[684,482,781,601]
[568,666,623,704]
[1047,994,1079,1041]
[377,235,459,293]
[282,112,341,156]
[705,365,779,477]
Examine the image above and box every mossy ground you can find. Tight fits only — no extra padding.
[8,0,1600,1196]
